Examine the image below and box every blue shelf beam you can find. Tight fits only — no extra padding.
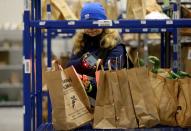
[121,28,174,33]
[30,19,191,29]
[43,29,76,38]
[44,28,173,36]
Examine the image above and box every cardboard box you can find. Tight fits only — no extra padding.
[145,0,161,13]
[0,52,9,65]
[127,0,146,19]
[51,0,77,20]
[42,0,77,20]
[42,0,62,20]
[182,46,191,74]
[180,6,191,36]
[126,0,161,19]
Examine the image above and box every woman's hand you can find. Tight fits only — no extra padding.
[79,74,90,90]
[83,79,90,90]
[52,59,62,71]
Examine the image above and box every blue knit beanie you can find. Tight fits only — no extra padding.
[80,2,107,20]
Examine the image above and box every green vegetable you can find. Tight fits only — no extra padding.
[148,56,160,73]
[177,71,191,78]
[148,59,155,64]
[148,56,160,62]
[166,76,174,79]
[168,70,181,79]
[139,58,145,67]
[147,56,191,79]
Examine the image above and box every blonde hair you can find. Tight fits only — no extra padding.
[72,29,121,54]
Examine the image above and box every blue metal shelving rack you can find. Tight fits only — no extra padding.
[23,0,191,131]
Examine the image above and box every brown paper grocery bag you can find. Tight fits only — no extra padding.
[46,66,92,130]
[94,68,138,129]
[149,72,178,126]
[114,69,138,128]
[93,70,116,129]
[176,78,191,127]
[126,68,160,128]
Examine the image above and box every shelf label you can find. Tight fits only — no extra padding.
[125,29,130,32]
[188,48,191,60]
[39,21,46,26]
[23,106,25,114]
[141,20,146,24]
[68,33,73,36]
[151,28,159,32]
[161,28,167,32]
[113,20,119,24]
[166,20,173,25]
[24,59,31,74]
[51,32,55,35]
[68,21,75,25]
[142,28,148,32]
[57,29,62,32]
[98,20,112,26]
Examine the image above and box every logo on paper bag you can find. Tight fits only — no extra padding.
[71,95,77,108]
[62,78,72,89]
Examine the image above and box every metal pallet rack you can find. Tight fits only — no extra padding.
[23,0,191,131]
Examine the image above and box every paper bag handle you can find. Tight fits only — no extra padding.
[96,59,104,71]
[108,59,112,71]
[52,60,63,71]
[128,50,142,68]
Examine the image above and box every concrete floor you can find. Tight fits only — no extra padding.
[0,107,23,131]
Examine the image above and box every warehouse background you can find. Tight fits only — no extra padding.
[0,0,23,25]
[0,1,23,131]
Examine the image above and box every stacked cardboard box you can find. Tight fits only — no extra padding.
[126,0,161,19]
[42,0,78,20]
[180,6,191,36]
[180,6,191,73]
[182,45,191,74]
